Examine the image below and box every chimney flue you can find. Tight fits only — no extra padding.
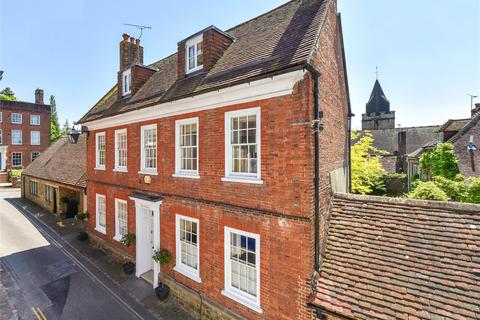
[35,88,44,104]
[122,33,129,41]
[119,33,144,70]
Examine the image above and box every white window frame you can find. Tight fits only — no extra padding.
[174,214,201,282]
[139,124,157,174]
[11,113,22,124]
[44,185,53,202]
[123,69,131,96]
[11,130,22,145]
[173,117,199,179]
[30,131,40,145]
[0,129,2,144]
[222,227,262,313]
[185,34,203,74]
[0,112,2,123]
[95,194,106,234]
[30,114,41,125]
[29,180,39,196]
[114,199,128,242]
[95,132,106,170]
[11,152,22,167]
[222,107,263,184]
[31,152,40,162]
[114,129,128,172]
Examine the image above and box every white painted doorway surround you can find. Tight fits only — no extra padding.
[129,194,162,288]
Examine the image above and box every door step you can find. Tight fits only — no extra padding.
[140,270,154,285]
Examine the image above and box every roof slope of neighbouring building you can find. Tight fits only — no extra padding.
[78,0,331,124]
[23,135,87,188]
[310,193,480,320]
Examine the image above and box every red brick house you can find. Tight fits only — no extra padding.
[0,89,51,182]
[77,0,350,318]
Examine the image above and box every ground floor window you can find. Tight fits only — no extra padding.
[44,185,53,202]
[174,215,200,282]
[222,227,261,313]
[29,181,39,196]
[95,194,106,234]
[114,199,128,241]
[12,152,22,167]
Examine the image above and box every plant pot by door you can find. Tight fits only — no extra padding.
[122,262,135,275]
[155,284,170,301]
[77,231,88,241]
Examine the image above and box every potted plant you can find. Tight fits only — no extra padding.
[77,231,88,241]
[120,233,136,246]
[74,212,88,221]
[122,260,135,275]
[152,248,172,300]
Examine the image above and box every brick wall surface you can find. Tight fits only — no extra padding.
[0,106,51,169]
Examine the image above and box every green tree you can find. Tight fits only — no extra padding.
[351,130,388,195]
[49,95,62,142]
[0,87,16,101]
[420,143,459,180]
[463,177,480,204]
[407,181,449,201]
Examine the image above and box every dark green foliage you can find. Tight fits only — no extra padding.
[407,181,449,201]
[50,95,62,142]
[384,173,407,197]
[0,87,16,101]
[152,248,172,265]
[120,233,136,246]
[74,212,88,221]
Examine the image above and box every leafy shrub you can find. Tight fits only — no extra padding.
[432,175,467,200]
[384,173,406,196]
[74,212,88,221]
[120,233,136,246]
[407,181,449,201]
[8,169,23,182]
[420,143,459,180]
[152,248,172,265]
[462,177,480,204]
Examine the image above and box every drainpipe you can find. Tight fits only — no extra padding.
[305,63,322,272]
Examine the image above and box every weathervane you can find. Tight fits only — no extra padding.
[375,66,379,80]
[122,23,152,39]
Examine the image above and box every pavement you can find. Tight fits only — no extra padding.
[0,188,193,320]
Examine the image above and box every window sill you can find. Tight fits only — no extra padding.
[113,168,128,173]
[174,265,202,283]
[221,289,262,313]
[113,235,123,242]
[221,176,264,185]
[94,167,105,171]
[172,173,200,179]
[138,170,158,176]
[95,227,106,235]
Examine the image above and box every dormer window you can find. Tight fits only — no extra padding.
[186,35,203,74]
[123,69,131,96]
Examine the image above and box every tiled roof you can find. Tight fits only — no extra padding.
[23,135,86,188]
[79,0,329,123]
[448,113,480,144]
[311,193,480,320]
[436,118,471,133]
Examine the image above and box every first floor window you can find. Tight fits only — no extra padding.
[175,118,199,176]
[11,130,22,145]
[114,199,128,241]
[29,181,39,196]
[223,227,261,312]
[95,194,106,234]
[175,215,200,282]
[115,129,127,170]
[224,107,261,182]
[95,132,106,169]
[141,125,157,172]
[31,152,40,161]
[30,115,40,125]
[30,131,40,145]
[12,152,22,167]
[11,113,22,124]
[44,185,53,202]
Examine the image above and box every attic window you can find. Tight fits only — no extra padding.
[123,69,131,96]
[186,35,203,73]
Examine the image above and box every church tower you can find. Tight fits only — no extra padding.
[361,79,395,130]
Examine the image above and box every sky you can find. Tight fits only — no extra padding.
[0,0,479,130]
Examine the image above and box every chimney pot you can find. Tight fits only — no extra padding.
[130,37,135,43]
[135,38,140,45]
[122,33,130,41]
[35,88,44,104]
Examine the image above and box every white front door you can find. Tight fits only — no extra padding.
[143,207,154,270]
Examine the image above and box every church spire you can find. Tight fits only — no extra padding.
[366,79,390,115]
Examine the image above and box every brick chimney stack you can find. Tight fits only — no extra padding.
[472,103,480,118]
[35,88,44,104]
[119,33,144,71]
